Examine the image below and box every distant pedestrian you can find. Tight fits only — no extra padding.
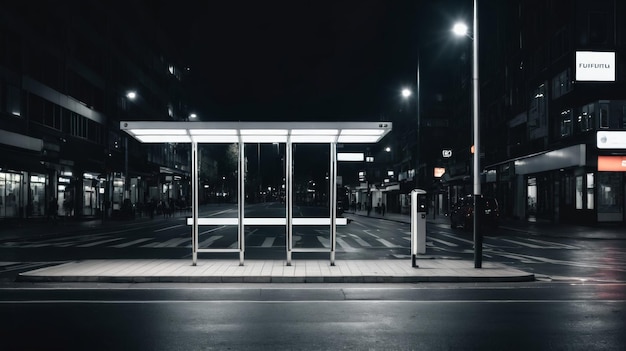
[366,202,371,217]
[381,203,386,216]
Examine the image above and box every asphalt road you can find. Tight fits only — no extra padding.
[1,282,624,350]
[1,203,625,283]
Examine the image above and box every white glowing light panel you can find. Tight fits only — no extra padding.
[576,51,615,82]
[121,121,392,144]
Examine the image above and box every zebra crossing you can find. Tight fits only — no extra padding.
[0,228,584,253]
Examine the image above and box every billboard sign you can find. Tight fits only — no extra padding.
[576,51,615,81]
[598,156,626,172]
[597,131,626,149]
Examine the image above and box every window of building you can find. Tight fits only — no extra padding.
[560,109,573,137]
[599,102,609,129]
[551,69,572,99]
[577,103,595,132]
[7,85,21,117]
[598,173,623,221]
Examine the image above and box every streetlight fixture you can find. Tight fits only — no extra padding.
[401,88,412,99]
[453,0,481,268]
[126,91,137,100]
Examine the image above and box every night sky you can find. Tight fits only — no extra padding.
[149,0,471,122]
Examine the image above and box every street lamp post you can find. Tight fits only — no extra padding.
[402,49,420,188]
[453,0,481,268]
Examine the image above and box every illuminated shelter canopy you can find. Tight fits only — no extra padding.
[120,121,392,266]
[120,121,392,144]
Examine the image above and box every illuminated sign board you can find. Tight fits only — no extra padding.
[597,131,626,149]
[576,51,615,82]
[598,156,626,172]
[434,167,445,178]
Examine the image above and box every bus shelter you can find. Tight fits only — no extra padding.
[121,121,392,266]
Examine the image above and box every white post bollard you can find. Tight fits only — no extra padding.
[411,189,427,267]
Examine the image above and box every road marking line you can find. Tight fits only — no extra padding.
[110,238,153,248]
[261,237,276,247]
[198,235,223,248]
[348,233,371,247]
[499,238,544,248]
[154,237,190,248]
[154,224,184,232]
[336,238,358,252]
[76,238,127,248]
[200,226,227,235]
[376,238,400,248]
[429,238,459,247]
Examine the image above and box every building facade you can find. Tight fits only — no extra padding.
[481,0,626,224]
[0,1,192,221]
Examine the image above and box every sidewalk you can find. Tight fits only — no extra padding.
[17,259,534,283]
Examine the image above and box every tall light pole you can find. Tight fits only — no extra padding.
[401,49,420,190]
[453,0,481,268]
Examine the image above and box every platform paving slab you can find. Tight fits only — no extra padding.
[17,259,534,283]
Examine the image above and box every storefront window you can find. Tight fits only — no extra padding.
[527,177,537,217]
[576,176,583,209]
[29,174,47,217]
[597,173,623,221]
[0,172,23,218]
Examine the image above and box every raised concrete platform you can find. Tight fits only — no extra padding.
[18,259,534,283]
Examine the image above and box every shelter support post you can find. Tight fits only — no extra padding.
[238,140,245,266]
[330,142,337,266]
[286,140,293,266]
[192,141,198,266]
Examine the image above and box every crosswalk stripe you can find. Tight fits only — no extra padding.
[261,237,276,247]
[523,237,580,249]
[376,238,400,248]
[110,238,153,248]
[154,224,184,232]
[77,238,126,247]
[499,238,544,248]
[430,237,459,247]
[336,238,358,252]
[153,237,190,248]
[348,233,372,247]
[198,235,223,248]
[317,235,330,248]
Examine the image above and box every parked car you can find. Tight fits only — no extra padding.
[450,195,499,230]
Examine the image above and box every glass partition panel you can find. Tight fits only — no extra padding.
[196,143,239,250]
[293,143,331,250]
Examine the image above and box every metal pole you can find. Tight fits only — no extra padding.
[286,140,293,266]
[472,0,482,268]
[239,140,245,266]
[191,141,198,266]
[415,50,421,189]
[410,190,417,267]
[330,142,337,266]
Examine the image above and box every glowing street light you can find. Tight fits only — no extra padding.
[126,91,137,100]
[401,88,412,98]
[452,22,469,37]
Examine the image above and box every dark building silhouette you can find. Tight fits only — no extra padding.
[0,1,193,220]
